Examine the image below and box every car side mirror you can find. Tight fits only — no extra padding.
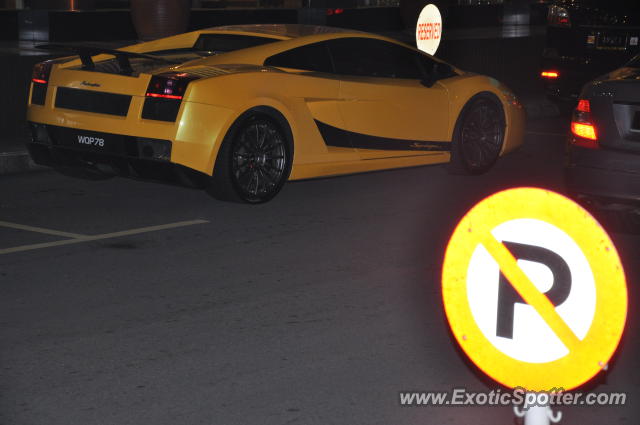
[421,63,438,88]
[421,62,454,88]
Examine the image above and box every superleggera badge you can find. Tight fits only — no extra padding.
[81,81,101,87]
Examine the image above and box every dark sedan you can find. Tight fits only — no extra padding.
[541,0,640,103]
[565,54,640,229]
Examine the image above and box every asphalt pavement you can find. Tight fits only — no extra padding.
[1,115,638,425]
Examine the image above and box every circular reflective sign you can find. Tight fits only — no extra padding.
[416,4,442,55]
[442,187,627,391]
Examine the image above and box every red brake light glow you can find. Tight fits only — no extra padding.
[32,61,53,85]
[145,72,200,101]
[541,70,559,79]
[145,92,183,100]
[577,99,590,113]
[571,122,597,141]
[548,5,571,28]
[571,99,598,147]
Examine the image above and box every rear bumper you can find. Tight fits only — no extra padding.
[26,123,207,186]
[27,95,235,175]
[565,145,640,207]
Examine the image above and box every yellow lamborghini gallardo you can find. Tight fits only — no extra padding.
[26,24,525,203]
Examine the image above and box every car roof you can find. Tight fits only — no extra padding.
[123,23,406,67]
[203,24,364,40]
[185,23,449,71]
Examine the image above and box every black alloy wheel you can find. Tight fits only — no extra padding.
[209,112,292,203]
[231,117,288,202]
[451,94,506,174]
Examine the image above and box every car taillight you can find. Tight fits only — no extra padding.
[541,70,559,79]
[326,8,344,15]
[31,61,53,105]
[548,5,571,28]
[143,72,200,122]
[145,72,199,100]
[570,99,598,148]
[577,99,590,113]
[32,61,52,84]
[571,123,597,141]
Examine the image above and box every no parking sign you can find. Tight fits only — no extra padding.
[442,188,627,391]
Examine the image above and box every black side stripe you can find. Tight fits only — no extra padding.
[314,120,451,152]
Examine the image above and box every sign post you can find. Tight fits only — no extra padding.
[442,187,627,424]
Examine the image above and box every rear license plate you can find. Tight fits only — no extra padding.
[75,134,107,149]
[596,33,627,50]
[61,132,114,152]
[48,126,125,154]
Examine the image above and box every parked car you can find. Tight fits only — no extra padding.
[541,0,640,104]
[26,24,525,203]
[565,54,640,230]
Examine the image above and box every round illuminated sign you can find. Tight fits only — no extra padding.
[416,4,442,55]
[442,187,627,391]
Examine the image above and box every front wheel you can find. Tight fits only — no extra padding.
[208,112,292,203]
[449,93,506,175]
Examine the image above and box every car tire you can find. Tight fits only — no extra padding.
[449,93,506,175]
[207,110,293,203]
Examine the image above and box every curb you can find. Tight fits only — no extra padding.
[0,151,44,176]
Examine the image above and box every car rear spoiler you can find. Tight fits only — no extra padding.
[37,43,180,74]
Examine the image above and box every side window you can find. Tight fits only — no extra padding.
[264,42,334,73]
[327,38,423,79]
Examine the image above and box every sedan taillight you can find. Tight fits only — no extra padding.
[570,99,598,148]
[548,5,571,28]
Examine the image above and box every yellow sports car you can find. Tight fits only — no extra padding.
[26,24,525,203]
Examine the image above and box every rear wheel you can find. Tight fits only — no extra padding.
[208,112,292,203]
[449,93,505,174]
